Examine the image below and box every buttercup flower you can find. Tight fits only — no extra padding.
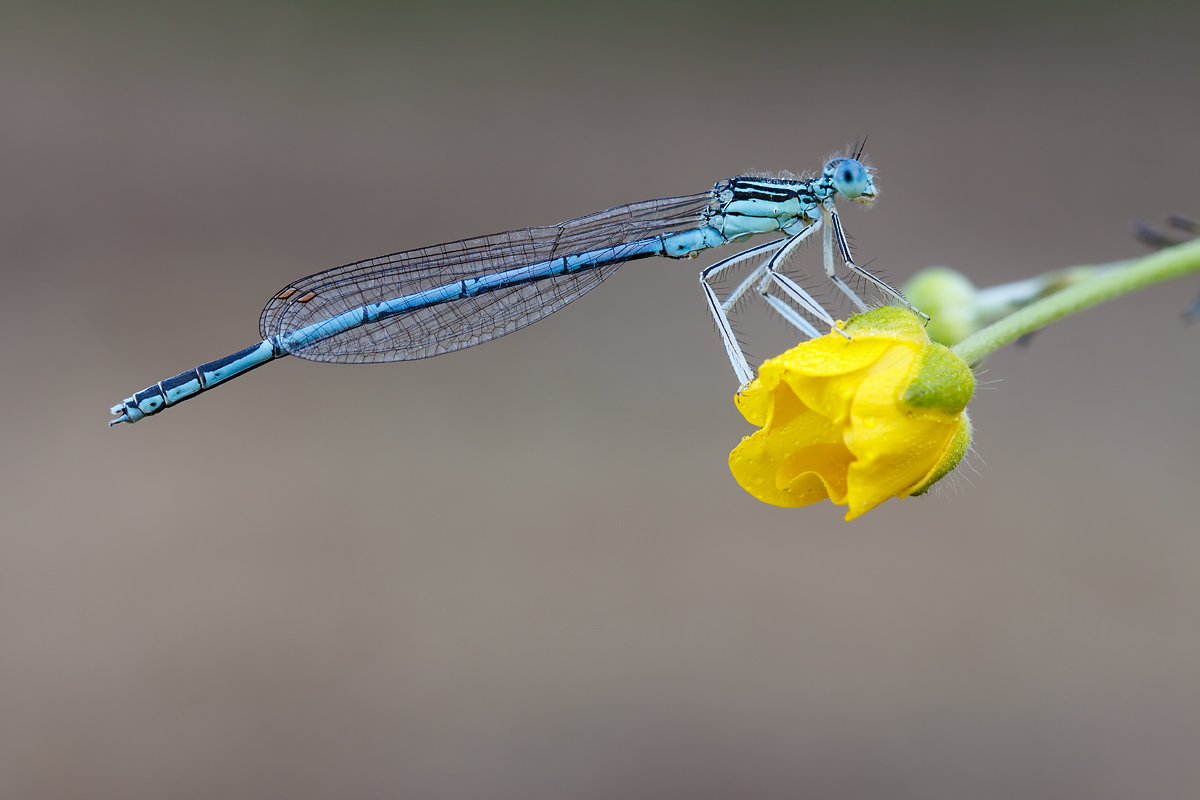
[730,307,974,520]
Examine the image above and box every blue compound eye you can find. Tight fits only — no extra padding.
[831,158,870,198]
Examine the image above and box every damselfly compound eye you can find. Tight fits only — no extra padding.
[832,158,870,199]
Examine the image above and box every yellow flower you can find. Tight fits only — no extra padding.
[730,307,974,520]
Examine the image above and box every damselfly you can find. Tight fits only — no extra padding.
[109,146,919,426]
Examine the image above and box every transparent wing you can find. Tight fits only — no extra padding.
[259,192,714,363]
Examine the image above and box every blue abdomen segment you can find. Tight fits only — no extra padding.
[109,339,282,425]
[110,235,679,424]
[277,237,670,354]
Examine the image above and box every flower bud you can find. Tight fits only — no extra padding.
[730,307,974,519]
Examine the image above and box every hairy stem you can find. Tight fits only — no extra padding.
[950,239,1200,366]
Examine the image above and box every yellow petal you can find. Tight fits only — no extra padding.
[763,334,892,378]
[777,442,853,503]
[736,334,892,427]
[909,410,972,497]
[844,413,958,519]
[729,381,846,508]
[842,347,959,519]
[734,376,775,428]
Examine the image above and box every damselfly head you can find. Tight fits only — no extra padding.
[826,157,876,203]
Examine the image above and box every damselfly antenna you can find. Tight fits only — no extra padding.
[853,135,869,162]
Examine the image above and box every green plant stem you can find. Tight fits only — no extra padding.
[950,239,1200,366]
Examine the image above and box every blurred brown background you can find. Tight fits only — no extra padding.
[2,1,1198,797]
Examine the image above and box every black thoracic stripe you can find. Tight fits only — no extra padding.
[728,180,815,205]
[733,189,793,203]
[732,180,795,191]
[731,181,796,197]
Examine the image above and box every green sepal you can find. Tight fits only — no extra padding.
[902,343,975,415]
